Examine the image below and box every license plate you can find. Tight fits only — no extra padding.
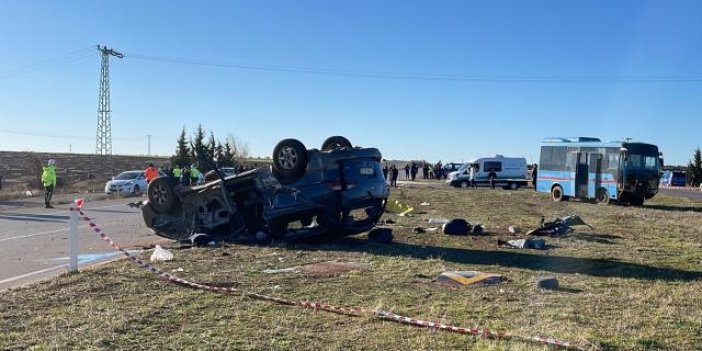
[360,167,374,175]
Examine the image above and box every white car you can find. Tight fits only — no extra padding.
[105,170,149,196]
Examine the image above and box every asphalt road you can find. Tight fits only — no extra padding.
[0,196,166,291]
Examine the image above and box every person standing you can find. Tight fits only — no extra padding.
[531,164,538,191]
[469,164,477,188]
[411,162,418,181]
[391,165,399,187]
[190,165,202,185]
[488,169,497,189]
[404,164,410,179]
[41,159,57,208]
[145,163,159,183]
[181,165,192,186]
[382,164,389,181]
[172,164,182,180]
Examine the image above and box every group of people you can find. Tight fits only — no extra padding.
[381,164,400,187]
[145,163,203,186]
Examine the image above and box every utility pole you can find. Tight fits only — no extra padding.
[147,134,152,156]
[95,45,123,156]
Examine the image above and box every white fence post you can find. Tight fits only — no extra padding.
[69,206,79,272]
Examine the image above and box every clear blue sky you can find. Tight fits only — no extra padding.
[1,0,701,165]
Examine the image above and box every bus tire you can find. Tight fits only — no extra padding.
[551,185,565,202]
[596,188,610,204]
[509,182,519,190]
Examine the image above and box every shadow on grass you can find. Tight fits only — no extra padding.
[643,204,702,213]
[572,233,622,245]
[295,237,702,281]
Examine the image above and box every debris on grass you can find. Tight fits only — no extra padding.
[368,227,393,243]
[150,245,174,262]
[428,217,450,225]
[498,238,546,250]
[472,224,485,235]
[386,199,414,216]
[263,267,301,274]
[526,215,592,236]
[442,218,472,235]
[413,227,426,233]
[508,225,521,234]
[420,202,430,206]
[535,276,559,290]
[437,271,504,286]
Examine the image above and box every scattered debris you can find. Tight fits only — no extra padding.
[25,190,33,197]
[442,218,472,235]
[368,227,393,243]
[425,227,438,232]
[126,201,144,209]
[535,276,559,290]
[419,202,430,206]
[150,245,174,262]
[508,225,521,234]
[526,215,592,236]
[386,200,414,216]
[472,224,485,235]
[384,219,396,225]
[413,227,426,234]
[499,238,546,250]
[428,217,449,225]
[438,271,504,286]
[172,267,184,272]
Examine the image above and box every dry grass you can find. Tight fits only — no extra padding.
[1,182,702,350]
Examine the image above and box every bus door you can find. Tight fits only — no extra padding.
[588,153,603,198]
[575,152,589,198]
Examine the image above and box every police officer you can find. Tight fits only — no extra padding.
[42,159,57,208]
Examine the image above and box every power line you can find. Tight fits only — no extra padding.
[125,52,702,83]
[0,47,95,81]
[0,128,151,141]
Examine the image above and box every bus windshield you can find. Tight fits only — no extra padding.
[625,144,659,171]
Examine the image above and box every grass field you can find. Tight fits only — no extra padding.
[1,182,702,350]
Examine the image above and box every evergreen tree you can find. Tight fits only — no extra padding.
[222,140,235,167]
[173,127,190,167]
[207,131,217,163]
[687,147,702,186]
[190,124,209,171]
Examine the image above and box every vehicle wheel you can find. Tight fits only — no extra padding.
[132,185,141,195]
[272,138,308,179]
[551,185,565,202]
[321,136,352,151]
[147,177,176,213]
[595,188,610,204]
[460,181,468,188]
[509,182,519,190]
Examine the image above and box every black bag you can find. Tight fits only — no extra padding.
[443,219,472,235]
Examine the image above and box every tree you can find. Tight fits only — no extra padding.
[173,127,190,167]
[687,147,702,186]
[190,124,208,170]
[222,140,235,167]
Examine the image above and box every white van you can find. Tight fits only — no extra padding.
[447,155,528,189]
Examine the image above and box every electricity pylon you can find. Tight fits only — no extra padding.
[96,45,123,155]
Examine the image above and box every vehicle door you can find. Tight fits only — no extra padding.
[588,152,603,198]
[575,151,589,198]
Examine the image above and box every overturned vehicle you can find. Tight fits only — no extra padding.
[141,136,389,243]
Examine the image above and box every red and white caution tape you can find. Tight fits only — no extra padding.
[74,207,594,351]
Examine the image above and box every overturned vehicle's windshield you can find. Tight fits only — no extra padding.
[141,136,389,243]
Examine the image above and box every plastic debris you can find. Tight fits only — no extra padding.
[74,198,84,209]
[535,276,559,290]
[172,267,184,272]
[428,217,450,225]
[508,225,521,234]
[438,271,504,286]
[426,227,438,232]
[442,219,472,235]
[385,200,414,216]
[526,215,592,236]
[500,238,546,250]
[419,202,430,206]
[150,245,174,262]
[25,190,33,197]
[413,227,426,234]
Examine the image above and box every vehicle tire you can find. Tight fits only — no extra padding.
[509,182,519,190]
[595,188,610,204]
[147,177,177,213]
[272,138,308,179]
[460,181,469,188]
[551,185,565,202]
[132,185,141,195]
[321,136,352,151]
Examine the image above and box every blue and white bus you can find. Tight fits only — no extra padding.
[536,137,662,205]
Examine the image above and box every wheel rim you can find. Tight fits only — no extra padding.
[461,182,468,188]
[553,187,562,201]
[597,190,608,203]
[152,183,169,205]
[510,183,517,190]
[277,146,298,170]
